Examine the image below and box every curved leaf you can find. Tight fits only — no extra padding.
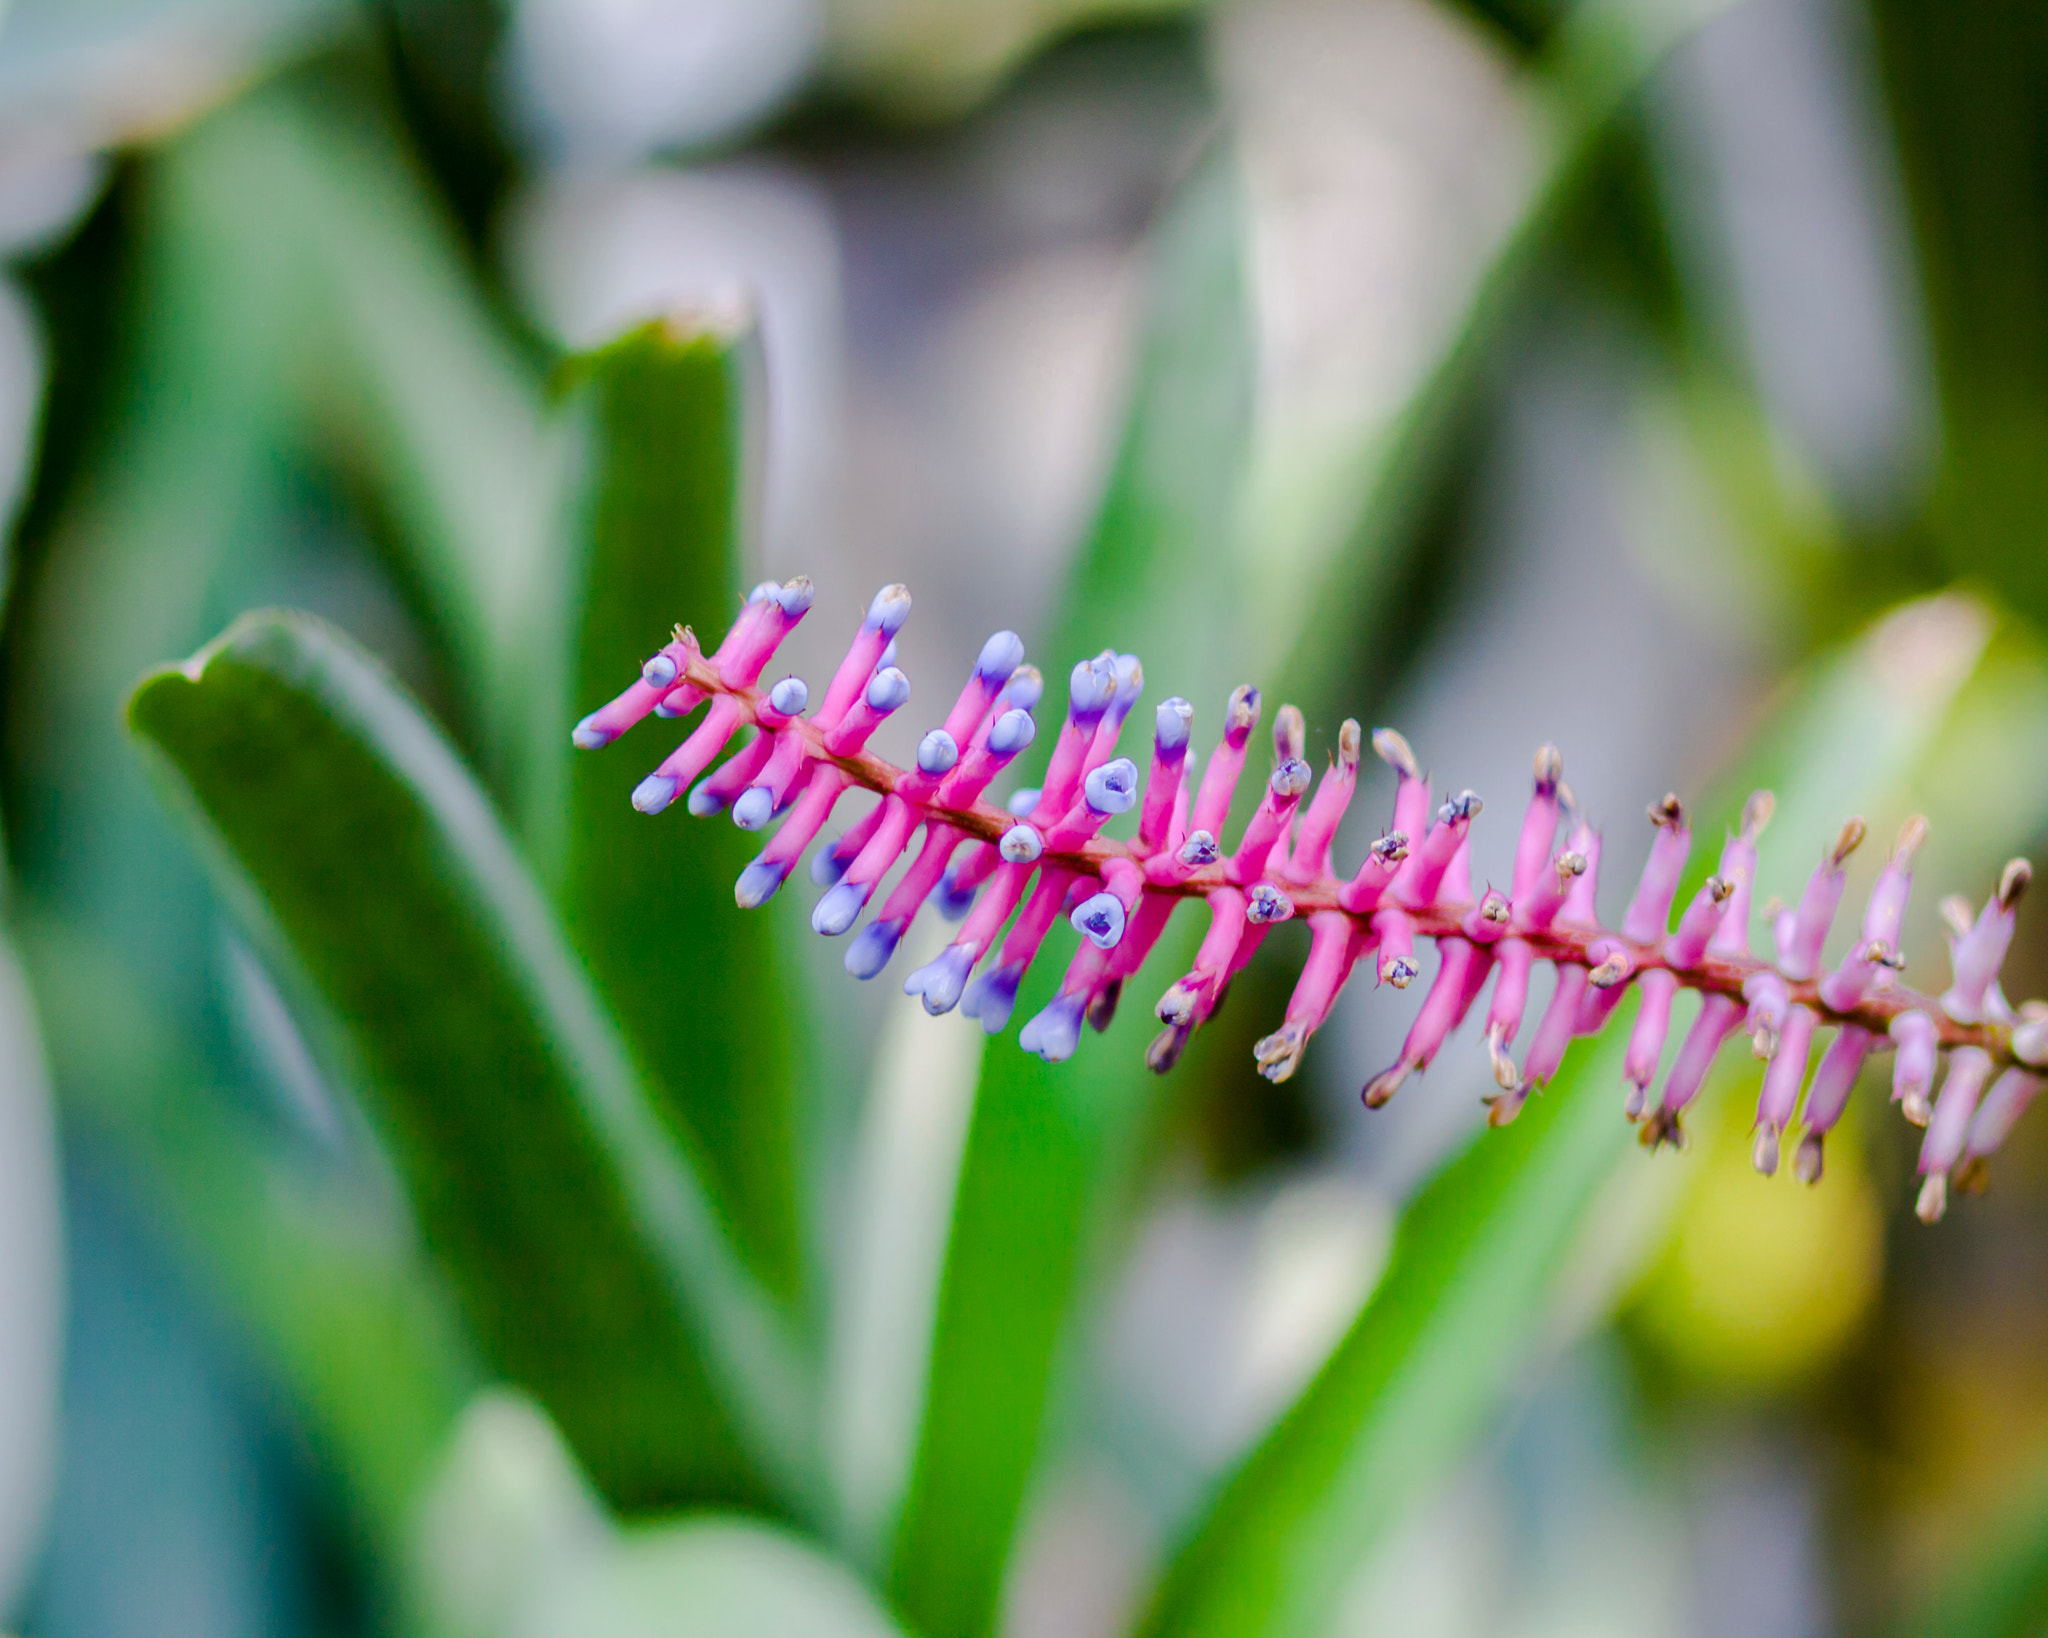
[127,612,816,1515]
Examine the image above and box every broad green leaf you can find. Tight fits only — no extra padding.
[537,317,807,1305]
[886,137,1255,1638]
[422,1389,906,1638]
[1138,592,1997,1638]
[21,913,475,1541]
[127,612,817,1516]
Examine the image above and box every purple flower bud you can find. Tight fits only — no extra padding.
[643,653,679,689]
[867,583,913,634]
[846,916,906,979]
[999,823,1043,864]
[812,880,870,936]
[917,729,960,776]
[1156,697,1194,756]
[1085,758,1140,816]
[1020,992,1088,1063]
[1072,892,1127,950]
[1003,665,1044,713]
[735,858,788,909]
[989,709,1036,757]
[977,630,1026,683]
[1007,788,1041,817]
[768,676,809,716]
[732,786,775,830]
[633,774,679,814]
[962,959,1027,1032]
[905,945,975,1015]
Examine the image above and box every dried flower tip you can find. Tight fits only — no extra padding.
[1178,830,1220,867]
[1894,814,1930,862]
[1272,759,1314,800]
[1226,685,1263,743]
[1752,1023,1777,1061]
[1274,703,1306,764]
[1940,894,1975,937]
[1915,1172,1948,1224]
[1639,1107,1686,1152]
[1156,697,1194,755]
[1954,1155,1991,1197]
[1532,744,1563,794]
[1648,793,1684,828]
[999,823,1043,864]
[1486,1087,1531,1128]
[1438,790,1483,825]
[1379,952,1419,989]
[1247,883,1295,925]
[1363,1059,1411,1107]
[1480,891,1511,925]
[1740,789,1776,841]
[767,676,809,716]
[2016,1015,2048,1069]
[1794,1131,1825,1185]
[1255,1021,1308,1084]
[1708,875,1735,905]
[1371,727,1420,780]
[2000,858,2033,908]
[1085,758,1140,816]
[1336,719,1363,768]
[1902,1089,1932,1126]
[1829,816,1868,867]
[1623,1079,1647,1122]
[1370,832,1410,866]
[1148,1021,1192,1074]
[867,583,913,634]
[1555,850,1588,890]
[1072,893,1127,951]
[917,730,960,775]
[1754,1125,1781,1176]
[1155,976,1200,1028]
[1486,1022,1520,1092]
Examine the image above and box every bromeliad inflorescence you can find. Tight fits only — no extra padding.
[575,577,2047,1223]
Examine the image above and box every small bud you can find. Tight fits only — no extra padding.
[1148,1021,1192,1074]
[867,583,913,634]
[1829,816,1868,867]
[774,576,815,617]
[1894,814,1929,863]
[1480,891,1511,924]
[643,653,679,689]
[633,774,679,815]
[1254,1021,1308,1084]
[1379,953,1419,988]
[1915,1172,1948,1224]
[1004,665,1044,712]
[918,730,960,775]
[999,824,1043,864]
[749,581,779,604]
[1940,894,1975,937]
[1555,850,1587,889]
[768,676,809,716]
[734,859,788,909]
[1370,832,1410,866]
[1438,790,1483,824]
[1588,953,1630,989]
[1071,892,1127,950]
[1648,794,1684,828]
[1008,787,1041,817]
[1178,830,1220,867]
[1227,685,1263,741]
[1069,659,1117,717]
[866,667,911,713]
[688,780,727,818]
[572,716,613,749]
[1336,719,1362,768]
[976,630,1026,682]
[1271,758,1313,799]
[1155,697,1194,754]
[989,709,1036,757]
[732,787,774,830]
[1741,789,1776,842]
[1754,1125,1781,1177]
[1533,744,1563,794]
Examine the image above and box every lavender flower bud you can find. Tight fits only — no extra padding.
[989,709,1036,757]
[867,667,910,713]
[768,676,809,716]
[1085,758,1140,816]
[867,583,913,634]
[905,945,975,1015]
[1156,697,1194,756]
[642,653,679,689]
[1072,893,1127,950]
[917,730,960,775]
[632,774,679,815]
[1000,824,1043,864]
[977,630,1026,684]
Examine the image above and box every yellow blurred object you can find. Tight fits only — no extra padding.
[1628,1069,1884,1393]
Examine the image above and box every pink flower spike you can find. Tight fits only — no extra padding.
[1753,1004,1817,1175]
[1789,1024,1875,1186]
[1782,817,1867,980]
[1575,937,1634,1036]
[1189,686,1263,838]
[1510,745,1564,901]
[717,576,814,689]
[1520,964,1590,1092]
[1282,721,1362,885]
[824,666,911,756]
[1623,970,1678,1119]
[1372,906,1418,989]
[1462,890,1513,944]
[1486,938,1538,1048]
[845,823,962,978]
[1963,1068,2044,1168]
[1408,938,1488,1073]
[1917,1045,1996,1221]
[1374,728,1432,853]
[687,726,775,817]
[1514,846,1588,933]
[938,631,1028,749]
[575,629,705,747]
[1031,659,1121,822]
[1562,826,1602,923]
[1743,970,1789,1057]
[812,795,921,933]
[1664,875,1736,970]
[1621,796,1692,941]
[1138,699,1195,851]
[1942,860,2032,1023]
[1707,792,1775,960]
[1337,831,1409,914]
[1394,790,1483,909]
[1081,654,1145,770]
[633,694,748,815]
[1229,759,1314,884]
[737,770,847,907]
[1643,994,1744,1150]
[815,584,912,729]
[1891,1009,1940,1124]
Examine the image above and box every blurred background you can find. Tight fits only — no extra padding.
[2,0,2048,1634]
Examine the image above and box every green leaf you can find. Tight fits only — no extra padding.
[20,913,477,1541]
[886,137,1255,1638]
[126,612,817,1515]
[1139,592,1998,1638]
[537,317,808,1304]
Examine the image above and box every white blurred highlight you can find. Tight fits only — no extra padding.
[505,0,822,162]
[0,275,41,553]
[508,163,844,573]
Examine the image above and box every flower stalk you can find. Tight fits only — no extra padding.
[579,577,2046,1222]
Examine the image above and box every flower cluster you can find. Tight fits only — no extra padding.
[576,577,2045,1222]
